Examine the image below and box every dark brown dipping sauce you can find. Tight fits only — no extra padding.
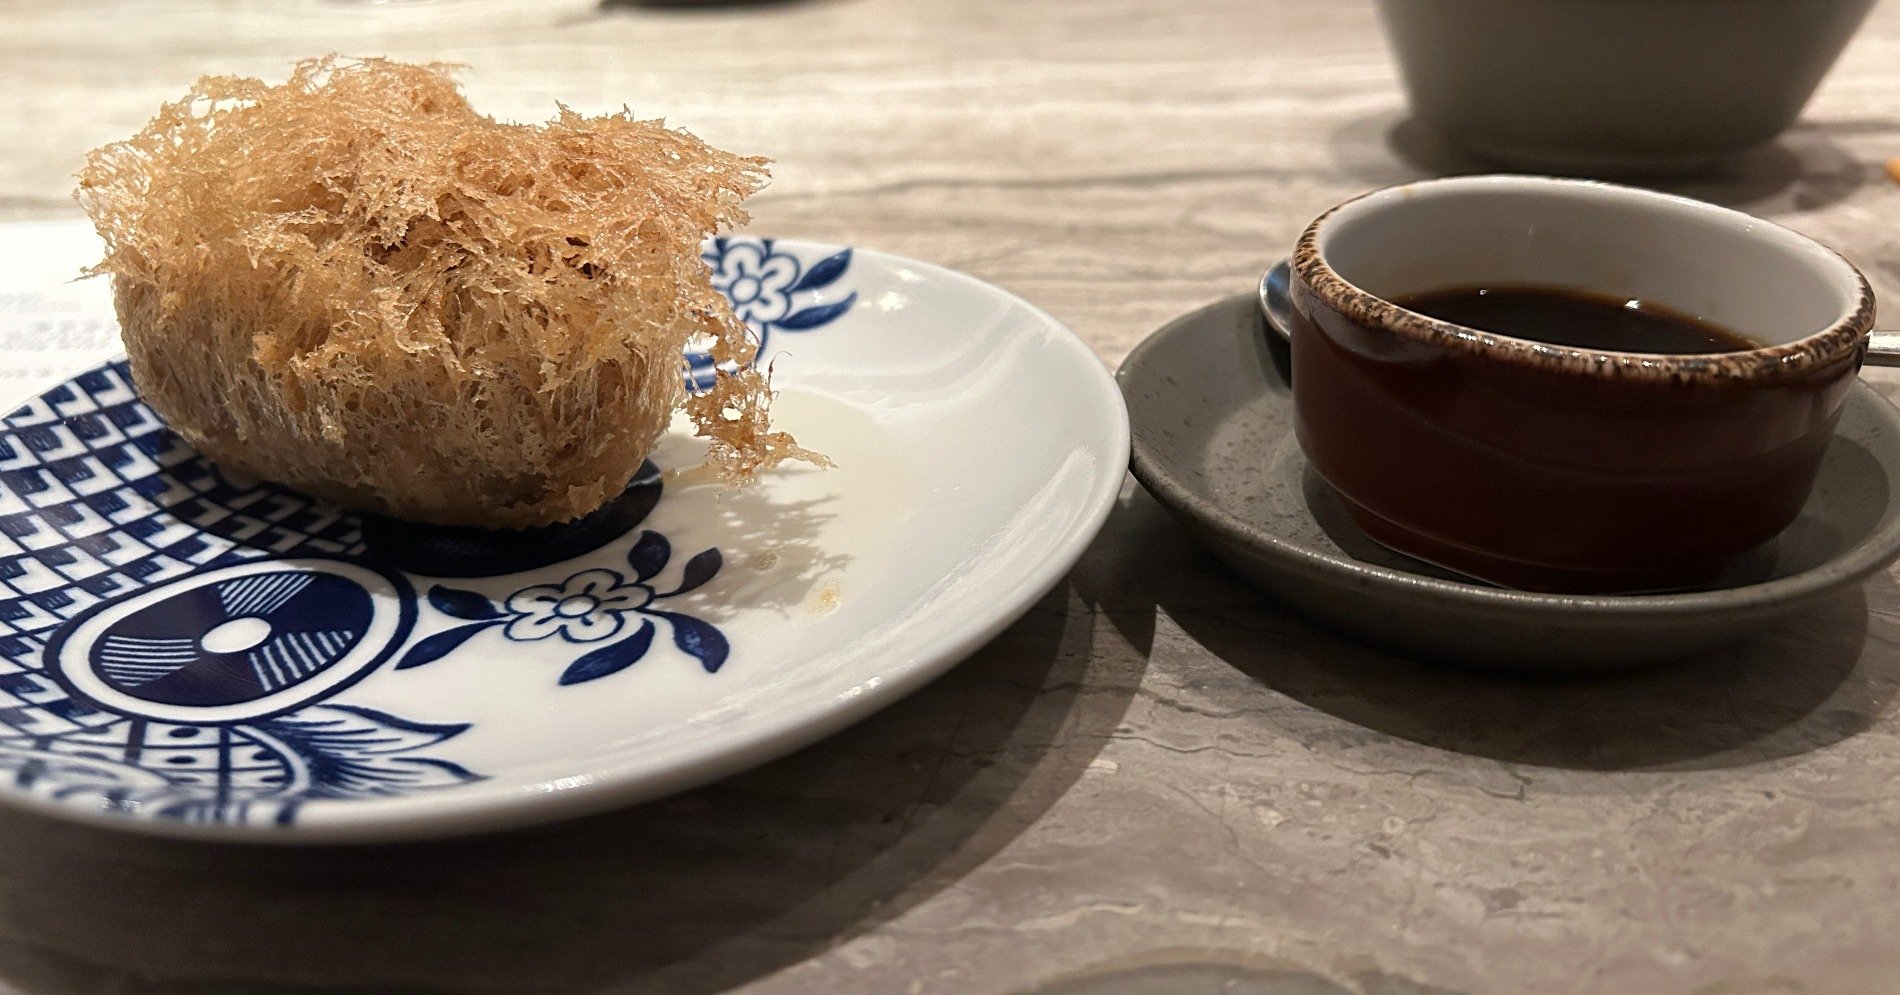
[1392,285,1762,355]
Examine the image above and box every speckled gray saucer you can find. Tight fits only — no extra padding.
[1119,294,1900,672]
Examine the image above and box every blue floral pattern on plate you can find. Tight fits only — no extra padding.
[394,531,728,686]
[0,238,857,828]
[691,237,857,389]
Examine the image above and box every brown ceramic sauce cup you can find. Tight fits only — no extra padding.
[1288,175,1874,593]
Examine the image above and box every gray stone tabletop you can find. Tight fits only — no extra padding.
[3,1,1900,992]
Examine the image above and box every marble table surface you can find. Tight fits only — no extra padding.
[4,1,1900,991]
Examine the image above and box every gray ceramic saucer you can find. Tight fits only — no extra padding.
[1119,294,1900,672]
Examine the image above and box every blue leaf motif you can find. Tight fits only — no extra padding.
[560,618,656,685]
[775,293,858,330]
[663,548,722,597]
[788,249,852,293]
[383,756,486,787]
[274,704,475,752]
[653,610,730,673]
[428,585,501,621]
[627,530,671,582]
[394,622,492,670]
[258,705,485,798]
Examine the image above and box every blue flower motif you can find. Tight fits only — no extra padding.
[503,568,647,644]
[399,531,730,684]
[710,239,800,326]
[691,238,860,389]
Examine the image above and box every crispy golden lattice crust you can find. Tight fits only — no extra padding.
[77,56,819,528]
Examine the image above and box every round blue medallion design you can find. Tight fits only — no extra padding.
[45,558,414,725]
[88,568,374,707]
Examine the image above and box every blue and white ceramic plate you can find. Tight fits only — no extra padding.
[0,221,1128,842]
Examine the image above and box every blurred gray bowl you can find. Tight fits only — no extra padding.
[1373,0,1876,175]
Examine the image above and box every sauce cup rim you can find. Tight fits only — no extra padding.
[1292,175,1874,384]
